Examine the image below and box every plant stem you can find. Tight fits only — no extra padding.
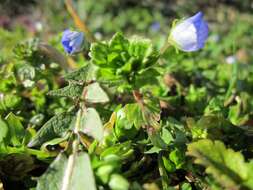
[158,152,170,189]
[160,42,170,55]
[225,60,238,100]
[65,0,96,43]
[61,109,83,190]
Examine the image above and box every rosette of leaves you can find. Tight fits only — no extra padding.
[90,32,160,92]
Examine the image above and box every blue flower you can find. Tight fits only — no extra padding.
[150,22,160,32]
[169,12,209,52]
[61,29,84,54]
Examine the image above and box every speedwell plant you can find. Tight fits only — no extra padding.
[2,11,253,190]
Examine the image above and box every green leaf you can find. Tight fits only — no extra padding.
[96,164,115,184]
[144,146,162,154]
[36,152,96,190]
[161,128,173,145]
[90,33,158,90]
[124,103,144,129]
[128,36,159,68]
[47,82,83,99]
[100,141,134,160]
[185,85,207,114]
[135,68,160,88]
[64,63,98,82]
[5,112,25,146]
[109,32,129,52]
[0,117,8,143]
[109,174,129,190]
[0,94,21,111]
[187,139,253,189]
[85,82,109,103]
[28,112,75,147]
[114,107,139,141]
[180,182,192,190]
[162,156,176,173]
[90,42,109,66]
[169,148,185,169]
[80,108,104,142]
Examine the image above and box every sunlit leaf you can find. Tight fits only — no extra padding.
[28,112,75,147]
[187,139,253,189]
[36,152,96,190]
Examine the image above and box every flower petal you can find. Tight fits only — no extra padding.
[169,12,209,52]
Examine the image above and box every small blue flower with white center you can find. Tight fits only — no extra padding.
[61,29,84,54]
[168,12,209,52]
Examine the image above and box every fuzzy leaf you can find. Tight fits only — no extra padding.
[64,63,97,82]
[80,108,104,142]
[36,152,96,190]
[187,139,253,189]
[85,82,109,103]
[28,112,75,147]
[47,82,83,98]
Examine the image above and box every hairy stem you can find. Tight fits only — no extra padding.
[61,109,82,190]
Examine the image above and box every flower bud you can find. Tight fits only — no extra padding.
[61,29,84,54]
[169,12,209,52]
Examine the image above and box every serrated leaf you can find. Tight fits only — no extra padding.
[109,32,129,52]
[36,152,96,190]
[5,112,25,146]
[90,42,109,66]
[135,68,160,87]
[64,63,98,82]
[80,108,104,142]
[124,103,144,129]
[90,32,158,72]
[85,82,109,103]
[187,139,253,189]
[47,82,83,98]
[128,36,159,68]
[28,112,75,147]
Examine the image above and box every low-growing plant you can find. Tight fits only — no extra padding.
[1,5,253,190]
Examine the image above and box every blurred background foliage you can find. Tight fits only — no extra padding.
[1,0,253,122]
[1,0,253,189]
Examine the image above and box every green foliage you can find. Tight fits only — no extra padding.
[187,139,253,190]
[37,152,96,190]
[90,32,159,92]
[64,63,97,82]
[0,118,8,143]
[1,2,253,189]
[85,82,109,103]
[28,112,75,147]
[80,108,104,141]
[47,82,83,99]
